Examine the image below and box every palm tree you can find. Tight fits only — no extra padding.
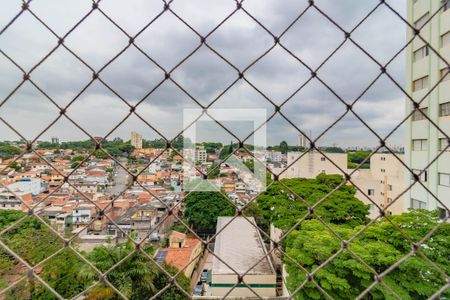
[80,238,159,299]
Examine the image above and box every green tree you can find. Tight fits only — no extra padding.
[8,162,22,171]
[94,150,109,159]
[207,163,220,179]
[279,141,288,154]
[71,155,85,163]
[243,202,268,232]
[153,263,191,300]
[83,241,190,300]
[36,142,59,149]
[201,142,223,154]
[184,192,235,233]
[172,136,192,150]
[284,210,450,300]
[0,145,21,160]
[143,138,166,148]
[256,174,369,230]
[83,242,158,299]
[37,249,92,299]
[320,146,345,153]
[348,151,371,169]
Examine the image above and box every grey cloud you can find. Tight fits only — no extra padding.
[0,0,408,148]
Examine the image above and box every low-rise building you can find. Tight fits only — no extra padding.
[235,181,246,194]
[159,231,202,278]
[7,178,46,196]
[108,203,158,241]
[209,217,276,298]
[266,151,283,163]
[72,204,95,229]
[0,191,31,210]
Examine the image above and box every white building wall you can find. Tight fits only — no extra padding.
[282,151,348,179]
[405,0,450,212]
[352,154,406,218]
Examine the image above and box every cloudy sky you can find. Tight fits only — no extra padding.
[0,0,410,148]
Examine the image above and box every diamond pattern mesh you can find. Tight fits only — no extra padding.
[0,0,449,299]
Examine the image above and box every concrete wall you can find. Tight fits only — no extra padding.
[210,273,277,298]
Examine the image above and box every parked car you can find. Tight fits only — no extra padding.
[200,270,208,283]
[193,283,203,296]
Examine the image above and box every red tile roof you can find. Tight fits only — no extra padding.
[164,237,201,272]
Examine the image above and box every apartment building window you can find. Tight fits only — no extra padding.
[368,189,375,196]
[411,198,427,209]
[381,169,386,173]
[387,198,392,203]
[380,156,386,161]
[412,139,428,151]
[442,31,450,48]
[413,46,428,62]
[441,68,450,81]
[413,76,428,91]
[388,184,393,191]
[439,138,449,151]
[320,157,326,161]
[440,102,450,117]
[411,107,428,121]
[439,173,450,187]
[414,13,429,29]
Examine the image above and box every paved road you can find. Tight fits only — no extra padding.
[107,157,129,195]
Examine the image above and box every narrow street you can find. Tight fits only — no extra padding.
[107,157,129,195]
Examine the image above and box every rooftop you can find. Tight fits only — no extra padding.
[212,217,275,276]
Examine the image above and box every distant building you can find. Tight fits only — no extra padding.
[195,149,207,163]
[267,151,282,163]
[161,231,202,278]
[209,217,276,298]
[282,151,348,179]
[51,137,59,144]
[7,178,46,196]
[0,191,31,210]
[72,204,95,230]
[235,181,247,194]
[130,131,143,149]
[351,153,406,218]
[108,203,158,241]
[222,179,235,193]
[298,133,307,148]
[405,0,450,215]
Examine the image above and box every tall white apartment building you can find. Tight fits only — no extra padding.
[130,131,143,149]
[405,0,450,214]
